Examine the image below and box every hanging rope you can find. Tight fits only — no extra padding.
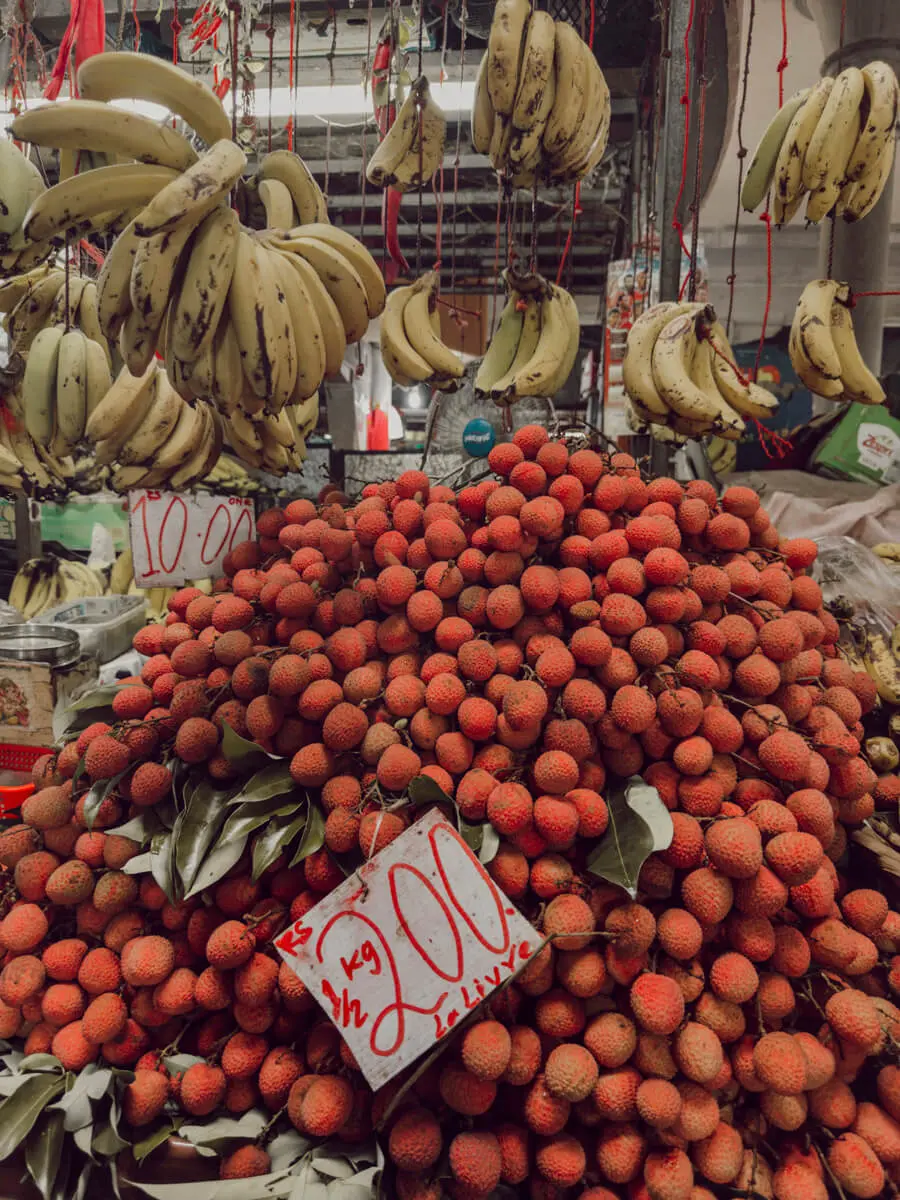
[229,2,240,141]
[725,0,755,335]
[265,0,275,152]
[670,0,696,266]
[171,0,181,64]
[359,0,374,243]
[556,184,583,285]
[286,0,295,148]
[826,0,847,278]
[449,1,467,306]
[684,0,709,301]
[415,3,426,276]
[777,0,788,105]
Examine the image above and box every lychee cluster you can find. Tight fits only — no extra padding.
[2,429,899,1198]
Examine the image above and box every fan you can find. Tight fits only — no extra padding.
[422,365,556,486]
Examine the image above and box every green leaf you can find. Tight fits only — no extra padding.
[235,761,295,804]
[149,830,176,904]
[183,833,248,901]
[123,853,152,876]
[479,823,500,865]
[92,1119,128,1158]
[268,1129,311,1172]
[0,1073,65,1161]
[289,803,325,867]
[309,1153,354,1180]
[25,1108,64,1200]
[106,812,160,844]
[132,1117,182,1164]
[252,812,306,881]
[174,780,235,894]
[407,775,452,808]
[220,722,273,768]
[179,1110,267,1146]
[73,1120,94,1160]
[66,685,125,713]
[83,770,129,832]
[586,775,674,899]
[457,817,484,855]
[162,1054,204,1074]
[18,1055,63,1074]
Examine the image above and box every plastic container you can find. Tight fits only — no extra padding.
[31,595,147,665]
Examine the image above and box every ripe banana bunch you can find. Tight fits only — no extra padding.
[474,3,610,186]
[9,554,107,620]
[366,77,446,192]
[83,360,226,492]
[223,400,316,476]
[742,61,898,225]
[2,266,112,361]
[380,272,465,390]
[475,275,580,404]
[20,322,113,462]
[707,436,738,476]
[623,301,779,438]
[789,279,886,404]
[0,141,51,276]
[240,151,330,230]
[201,455,261,496]
[862,625,900,706]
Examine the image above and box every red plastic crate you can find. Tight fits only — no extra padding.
[0,744,49,816]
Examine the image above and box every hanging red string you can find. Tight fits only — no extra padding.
[849,289,900,301]
[755,418,792,459]
[752,210,773,379]
[556,184,583,285]
[777,0,788,106]
[669,0,696,267]
[286,0,296,149]
[171,0,181,63]
[725,0,755,335]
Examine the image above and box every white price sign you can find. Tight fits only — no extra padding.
[129,490,256,587]
[275,808,541,1089]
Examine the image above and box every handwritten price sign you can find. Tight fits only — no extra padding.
[129,490,255,587]
[275,808,540,1089]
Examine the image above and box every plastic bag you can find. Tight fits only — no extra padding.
[813,535,900,627]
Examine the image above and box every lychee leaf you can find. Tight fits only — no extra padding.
[407,775,452,808]
[174,782,233,893]
[252,812,307,881]
[479,822,500,865]
[149,831,176,905]
[122,853,152,877]
[179,1111,267,1146]
[17,1056,63,1074]
[289,803,325,867]
[183,834,247,901]
[131,1118,182,1164]
[235,762,294,805]
[585,775,674,899]
[106,813,159,845]
[25,1108,64,1200]
[66,685,126,713]
[219,722,275,768]
[82,769,129,832]
[268,1130,311,1172]
[0,1072,65,1162]
[92,1118,128,1159]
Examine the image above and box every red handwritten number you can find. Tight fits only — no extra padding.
[131,493,158,578]
[229,507,252,549]
[158,497,188,574]
[200,504,231,564]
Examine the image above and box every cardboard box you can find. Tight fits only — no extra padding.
[0,658,96,748]
[813,403,900,486]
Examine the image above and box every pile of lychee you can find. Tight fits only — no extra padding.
[1,423,899,1199]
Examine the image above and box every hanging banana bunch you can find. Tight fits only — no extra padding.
[789,280,886,404]
[622,301,779,438]
[365,77,447,192]
[380,272,466,390]
[473,0,611,186]
[475,272,580,405]
[741,60,898,225]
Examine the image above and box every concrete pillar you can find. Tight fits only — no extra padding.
[797,0,900,373]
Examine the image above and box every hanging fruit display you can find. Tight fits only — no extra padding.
[789,280,886,404]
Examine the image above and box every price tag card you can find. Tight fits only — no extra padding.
[275,807,540,1089]
[129,490,256,587]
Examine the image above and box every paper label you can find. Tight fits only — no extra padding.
[129,490,255,586]
[275,808,540,1089]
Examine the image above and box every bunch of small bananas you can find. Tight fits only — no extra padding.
[472,0,610,187]
[9,554,107,619]
[623,302,779,438]
[236,150,330,231]
[365,77,446,192]
[200,455,264,495]
[20,322,113,458]
[110,548,214,616]
[0,141,49,277]
[789,280,885,404]
[380,272,465,389]
[741,61,898,225]
[83,360,222,492]
[0,265,111,362]
[97,175,381,427]
[476,274,580,405]
[0,52,233,276]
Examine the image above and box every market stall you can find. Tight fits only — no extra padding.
[0,0,896,1196]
